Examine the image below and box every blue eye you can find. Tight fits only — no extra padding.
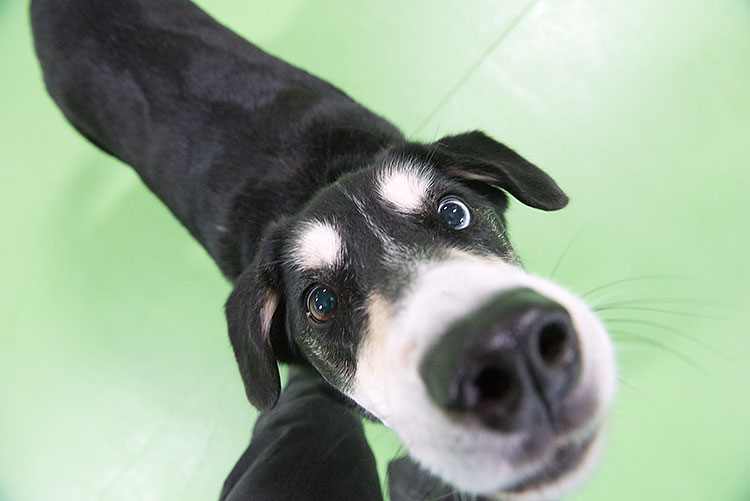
[438,197,471,230]
[306,285,337,323]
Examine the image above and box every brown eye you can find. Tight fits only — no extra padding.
[306,285,337,323]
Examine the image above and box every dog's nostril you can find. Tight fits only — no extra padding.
[421,289,583,432]
[471,366,515,405]
[537,321,571,367]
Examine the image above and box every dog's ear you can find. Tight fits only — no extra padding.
[225,226,288,411]
[433,131,568,211]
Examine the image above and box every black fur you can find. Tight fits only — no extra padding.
[31,0,567,411]
[30,0,402,280]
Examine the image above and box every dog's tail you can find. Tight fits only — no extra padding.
[31,0,401,278]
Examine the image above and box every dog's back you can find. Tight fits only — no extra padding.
[31,0,401,278]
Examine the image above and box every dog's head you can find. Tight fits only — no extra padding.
[226,131,616,499]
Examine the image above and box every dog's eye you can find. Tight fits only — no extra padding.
[438,197,471,230]
[306,285,337,323]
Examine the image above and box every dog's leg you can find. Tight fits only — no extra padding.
[220,366,382,501]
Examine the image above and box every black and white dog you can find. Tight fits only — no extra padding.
[31,0,616,499]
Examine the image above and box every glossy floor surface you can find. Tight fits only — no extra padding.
[2,0,750,499]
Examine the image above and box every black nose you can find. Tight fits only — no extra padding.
[419,288,581,432]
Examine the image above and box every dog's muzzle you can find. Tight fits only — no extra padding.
[420,288,581,433]
[351,257,615,498]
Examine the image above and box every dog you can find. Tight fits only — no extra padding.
[31,0,616,498]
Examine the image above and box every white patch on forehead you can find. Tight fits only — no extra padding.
[376,160,433,213]
[292,220,344,269]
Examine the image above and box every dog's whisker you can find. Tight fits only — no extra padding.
[424,114,446,165]
[603,317,727,359]
[389,442,406,460]
[580,274,688,300]
[609,329,708,376]
[424,143,440,166]
[547,225,587,280]
[423,111,446,161]
[594,304,720,319]
[593,296,716,308]
[594,296,730,320]
[615,376,644,395]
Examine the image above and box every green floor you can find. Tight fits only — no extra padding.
[2,0,750,499]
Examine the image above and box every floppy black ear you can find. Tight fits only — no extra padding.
[434,131,568,211]
[225,230,287,411]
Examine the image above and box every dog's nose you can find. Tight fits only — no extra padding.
[419,288,581,432]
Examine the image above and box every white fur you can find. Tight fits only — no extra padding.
[376,160,433,213]
[292,220,344,270]
[349,255,616,498]
[346,192,408,260]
